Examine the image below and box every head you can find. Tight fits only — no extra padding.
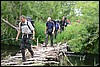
[62,16,65,21]
[20,15,26,23]
[47,17,51,22]
[62,16,66,21]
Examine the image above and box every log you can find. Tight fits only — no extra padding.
[42,61,59,64]
[1,18,19,31]
[1,43,69,66]
[27,57,48,61]
[22,61,34,65]
[1,60,8,63]
[14,64,33,66]
[5,62,18,65]
[9,55,22,59]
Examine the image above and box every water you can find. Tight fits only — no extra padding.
[58,52,99,66]
[1,44,20,60]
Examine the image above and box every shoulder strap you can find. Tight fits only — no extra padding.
[19,22,22,31]
[27,21,33,33]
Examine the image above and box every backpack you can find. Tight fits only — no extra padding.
[55,23,59,30]
[20,17,35,34]
[26,16,35,28]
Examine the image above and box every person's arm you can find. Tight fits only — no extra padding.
[58,23,60,32]
[32,29,35,40]
[16,22,21,41]
[16,30,21,41]
[52,22,55,34]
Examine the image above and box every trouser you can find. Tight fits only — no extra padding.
[45,32,53,46]
[54,30,58,39]
[60,26,64,33]
[20,34,34,61]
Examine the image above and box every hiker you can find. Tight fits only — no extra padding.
[65,19,71,27]
[54,20,60,39]
[67,19,71,24]
[60,16,66,33]
[16,15,35,62]
[76,19,80,23]
[44,17,55,47]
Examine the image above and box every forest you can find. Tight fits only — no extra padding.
[1,1,99,58]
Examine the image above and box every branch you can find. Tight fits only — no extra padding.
[1,18,19,31]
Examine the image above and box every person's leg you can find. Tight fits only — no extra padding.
[60,27,62,33]
[54,30,56,39]
[50,33,53,46]
[62,26,64,31]
[25,35,34,58]
[55,30,57,39]
[20,37,26,62]
[45,33,49,47]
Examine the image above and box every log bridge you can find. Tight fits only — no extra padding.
[1,42,69,66]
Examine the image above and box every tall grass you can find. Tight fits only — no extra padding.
[34,21,46,44]
[54,22,88,52]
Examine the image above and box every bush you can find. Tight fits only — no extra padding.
[34,21,46,44]
[54,22,88,52]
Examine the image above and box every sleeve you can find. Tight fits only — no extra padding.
[28,21,35,31]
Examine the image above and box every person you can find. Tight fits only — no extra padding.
[44,17,55,47]
[76,19,80,23]
[16,15,35,62]
[59,16,66,33]
[54,20,60,39]
[65,19,71,27]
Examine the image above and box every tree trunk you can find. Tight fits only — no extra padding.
[20,1,22,16]
[1,18,19,31]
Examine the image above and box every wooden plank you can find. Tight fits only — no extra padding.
[1,63,6,66]
[22,61,34,65]
[16,53,22,56]
[9,55,22,59]
[27,57,48,61]
[33,55,41,57]
[46,56,56,58]
[1,60,8,63]
[32,61,43,63]
[42,61,59,64]
[14,64,33,66]
[5,62,18,65]
[31,63,44,66]
[17,63,44,66]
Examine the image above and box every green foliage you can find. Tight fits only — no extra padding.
[35,21,46,43]
[1,1,99,54]
[54,22,88,52]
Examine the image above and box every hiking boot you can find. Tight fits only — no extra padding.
[31,52,34,58]
[51,44,53,47]
[22,59,26,62]
[43,45,47,47]
[22,57,26,62]
[31,54,34,58]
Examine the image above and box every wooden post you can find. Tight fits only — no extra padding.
[37,38,38,46]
